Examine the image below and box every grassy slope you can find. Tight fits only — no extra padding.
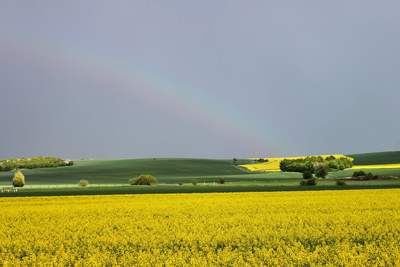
[1,151,400,190]
[0,158,302,186]
[347,151,400,165]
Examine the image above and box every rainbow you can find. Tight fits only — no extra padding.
[0,28,297,157]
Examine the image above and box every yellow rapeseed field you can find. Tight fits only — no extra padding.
[352,163,400,169]
[240,155,352,172]
[1,190,400,266]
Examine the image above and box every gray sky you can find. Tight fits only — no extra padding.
[1,1,399,159]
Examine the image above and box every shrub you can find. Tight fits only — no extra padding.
[129,174,158,185]
[306,178,317,185]
[352,170,366,177]
[191,179,198,186]
[178,182,183,186]
[219,177,226,184]
[12,171,25,187]
[300,179,317,186]
[78,179,89,187]
[336,180,346,186]
[303,171,313,179]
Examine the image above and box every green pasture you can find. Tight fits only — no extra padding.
[0,158,305,186]
[1,151,400,197]
[347,150,400,165]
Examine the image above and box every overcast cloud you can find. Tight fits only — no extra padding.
[1,1,399,159]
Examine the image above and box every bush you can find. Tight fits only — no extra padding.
[306,178,317,185]
[336,180,346,186]
[300,178,317,186]
[13,171,25,187]
[219,177,226,184]
[78,179,89,187]
[178,182,183,186]
[191,179,198,186]
[129,174,158,185]
[352,170,366,177]
[303,171,313,179]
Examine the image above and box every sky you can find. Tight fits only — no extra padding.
[1,1,399,160]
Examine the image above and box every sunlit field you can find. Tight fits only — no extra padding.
[1,189,399,266]
[240,155,352,172]
[352,163,400,169]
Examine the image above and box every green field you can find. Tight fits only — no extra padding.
[347,150,400,165]
[0,158,304,186]
[1,151,400,196]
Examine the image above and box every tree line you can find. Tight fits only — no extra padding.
[0,156,74,172]
[279,155,353,173]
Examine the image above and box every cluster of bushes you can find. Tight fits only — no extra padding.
[352,170,374,178]
[336,180,346,186]
[280,156,352,173]
[0,157,73,172]
[129,174,158,185]
[255,158,269,163]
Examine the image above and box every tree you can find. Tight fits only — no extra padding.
[129,174,158,185]
[13,171,25,187]
[314,163,329,178]
[315,169,328,178]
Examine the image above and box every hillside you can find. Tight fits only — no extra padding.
[1,152,400,187]
[346,151,400,165]
[0,158,268,185]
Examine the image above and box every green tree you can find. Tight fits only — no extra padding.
[129,174,158,185]
[13,171,25,187]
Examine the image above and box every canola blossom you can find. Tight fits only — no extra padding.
[1,190,400,266]
[240,155,352,172]
[352,163,400,169]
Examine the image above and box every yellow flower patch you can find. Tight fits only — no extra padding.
[1,190,399,266]
[352,164,400,169]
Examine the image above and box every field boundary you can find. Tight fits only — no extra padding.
[1,184,400,198]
